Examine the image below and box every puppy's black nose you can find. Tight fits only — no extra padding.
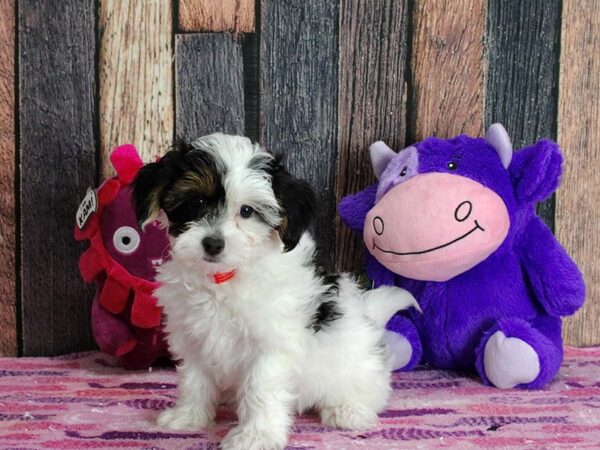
[202,236,225,256]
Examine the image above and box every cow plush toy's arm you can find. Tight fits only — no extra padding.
[511,140,586,317]
[519,216,585,317]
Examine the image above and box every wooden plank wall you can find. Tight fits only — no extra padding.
[19,0,97,355]
[0,0,16,356]
[260,0,339,258]
[179,0,254,33]
[410,0,485,141]
[335,0,410,273]
[175,33,245,140]
[0,0,599,354]
[99,0,173,177]
[486,0,561,230]
[557,0,600,346]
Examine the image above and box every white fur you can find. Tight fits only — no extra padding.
[153,134,418,450]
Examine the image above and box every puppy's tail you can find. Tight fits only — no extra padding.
[362,285,421,328]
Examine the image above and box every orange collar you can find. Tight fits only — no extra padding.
[213,270,236,284]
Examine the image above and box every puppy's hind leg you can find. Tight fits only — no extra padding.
[157,360,217,430]
[313,290,394,430]
[319,361,390,430]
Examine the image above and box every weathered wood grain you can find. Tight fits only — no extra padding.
[175,33,245,141]
[19,0,96,355]
[179,0,255,33]
[557,0,600,347]
[99,0,173,175]
[0,0,16,356]
[335,0,410,273]
[486,0,560,230]
[242,33,259,142]
[410,0,485,140]
[260,0,338,258]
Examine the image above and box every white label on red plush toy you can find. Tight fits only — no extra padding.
[76,188,98,230]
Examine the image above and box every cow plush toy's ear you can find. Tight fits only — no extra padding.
[509,139,563,204]
[338,184,377,233]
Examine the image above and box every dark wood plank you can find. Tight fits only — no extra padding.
[410,0,485,140]
[486,0,561,230]
[557,0,600,346]
[0,0,16,356]
[335,0,410,273]
[19,0,96,355]
[175,33,245,141]
[179,0,255,33]
[242,33,259,143]
[260,0,338,258]
[99,0,173,176]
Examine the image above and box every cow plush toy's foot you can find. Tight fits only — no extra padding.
[475,316,563,389]
[385,315,422,372]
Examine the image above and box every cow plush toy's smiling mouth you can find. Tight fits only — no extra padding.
[372,220,485,256]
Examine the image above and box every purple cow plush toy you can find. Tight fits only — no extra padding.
[339,124,585,389]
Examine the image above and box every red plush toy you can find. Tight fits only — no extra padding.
[75,145,170,369]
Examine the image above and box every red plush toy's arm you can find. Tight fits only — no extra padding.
[518,216,585,317]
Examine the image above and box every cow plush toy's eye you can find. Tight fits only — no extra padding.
[113,226,141,254]
[447,161,458,170]
[400,166,408,177]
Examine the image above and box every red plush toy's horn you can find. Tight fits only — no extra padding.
[110,144,143,184]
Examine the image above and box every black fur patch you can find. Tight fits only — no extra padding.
[308,246,343,333]
[311,299,343,333]
[269,155,317,252]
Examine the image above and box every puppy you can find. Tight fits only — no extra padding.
[132,133,418,450]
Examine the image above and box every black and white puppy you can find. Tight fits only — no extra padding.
[132,133,418,450]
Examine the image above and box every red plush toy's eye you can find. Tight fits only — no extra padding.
[113,226,141,254]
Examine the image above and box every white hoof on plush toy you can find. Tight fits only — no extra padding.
[383,330,413,371]
[157,405,213,429]
[320,403,378,430]
[220,425,287,450]
[483,331,540,389]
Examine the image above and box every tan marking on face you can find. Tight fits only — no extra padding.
[277,215,288,241]
[173,170,216,196]
[163,169,217,210]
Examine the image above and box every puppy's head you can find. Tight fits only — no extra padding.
[132,133,316,274]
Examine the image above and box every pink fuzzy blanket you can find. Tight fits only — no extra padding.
[1,347,600,449]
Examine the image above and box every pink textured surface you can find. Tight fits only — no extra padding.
[1,348,600,449]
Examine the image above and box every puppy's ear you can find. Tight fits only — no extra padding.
[131,145,187,229]
[270,157,317,252]
[131,160,168,229]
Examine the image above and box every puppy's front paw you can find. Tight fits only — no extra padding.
[220,425,287,450]
[157,405,213,430]
[321,403,378,430]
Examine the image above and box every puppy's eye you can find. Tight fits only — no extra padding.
[187,197,205,209]
[240,205,255,219]
[447,161,458,170]
[400,166,408,177]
